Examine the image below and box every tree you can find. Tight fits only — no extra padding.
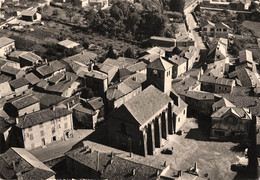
[84,9,96,24]
[110,5,123,21]
[124,47,136,58]
[66,9,74,22]
[52,9,59,16]
[170,0,185,13]
[106,45,117,59]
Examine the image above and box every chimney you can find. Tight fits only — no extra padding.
[45,58,48,64]
[12,160,16,171]
[132,169,136,176]
[51,105,56,111]
[164,161,167,167]
[15,117,19,124]
[132,76,136,81]
[156,170,160,176]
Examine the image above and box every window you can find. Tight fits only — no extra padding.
[64,123,68,129]
[52,136,56,141]
[224,87,227,91]
[39,123,43,128]
[219,86,221,90]
[210,28,215,32]
[30,134,34,140]
[183,110,185,115]
[178,117,180,122]
[203,28,207,31]
[121,123,126,135]
[40,131,44,136]
[28,126,32,131]
[223,29,227,32]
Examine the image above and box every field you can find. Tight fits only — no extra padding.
[242,21,260,37]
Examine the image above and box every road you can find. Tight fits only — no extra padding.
[184,0,206,51]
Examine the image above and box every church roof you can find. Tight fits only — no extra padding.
[147,57,172,71]
[110,85,172,125]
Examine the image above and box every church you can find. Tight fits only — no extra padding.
[108,57,187,156]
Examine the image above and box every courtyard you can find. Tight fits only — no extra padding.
[119,117,246,180]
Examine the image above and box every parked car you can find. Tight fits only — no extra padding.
[161,148,173,155]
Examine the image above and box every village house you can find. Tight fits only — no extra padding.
[0,37,15,57]
[238,49,257,72]
[74,0,108,9]
[201,21,231,38]
[200,75,217,92]
[20,9,38,22]
[124,61,147,74]
[0,74,13,99]
[108,85,187,156]
[4,94,40,117]
[82,70,108,95]
[0,57,20,70]
[167,55,187,78]
[62,50,97,75]
[58,39,80,50]
[214,77,235,94]
[19,52,42,67]
[24,72,41,87]
[138,47,165,63]
[229,67,260,87]
[49,60,67,75]
[73,97,104,129]
[211,107,252,142]
[150,36,175,48]
[106,75,143,112]
[207,38,228,63]
[99,63,119,84]
[0,147,55,179]
[212,96,236,112]
[11,108,73,150]
[183,91,215,116]
[172,76,201,98]
[7,50,26,64]
[8,77,30,96]
[39,93,80,110]
[1,65,25,79]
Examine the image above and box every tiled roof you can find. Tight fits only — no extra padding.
[48,72,65,84]
[103,57,138,69]
[1,65,21,76]
[172,76,200,94]
[58,39,80,48]
[9,94,39,110]
[211,107,252,120]
[36,64,54,77]
[16,108,72,128]
[184,91,215,101]
[49,60,66,71]
[46,72,78,93]
[25,72,40,85]
[19,52,42,63]
[125,62,147,72]
[168,55,187,66]
[74,104,94,114]
[0,147,55,179]
[82,70,108,80]
[199,75,217,84]
[20,10,36,16]
[101,156,161,180]
[39,93,66,107]
[147,57,172,71]
[212,97,235,110]
[86,97,104,110]
[63,50,97,66]
[0,37,14,48]
[66,147,112,173]
[106,77,142,101]
[0,82,13,97]
[99,64,119,74]
[110,85,172,125]
[9,77,29,89]
[215,77,234,86]
[239,49,253,64]
[0,74,11,84]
